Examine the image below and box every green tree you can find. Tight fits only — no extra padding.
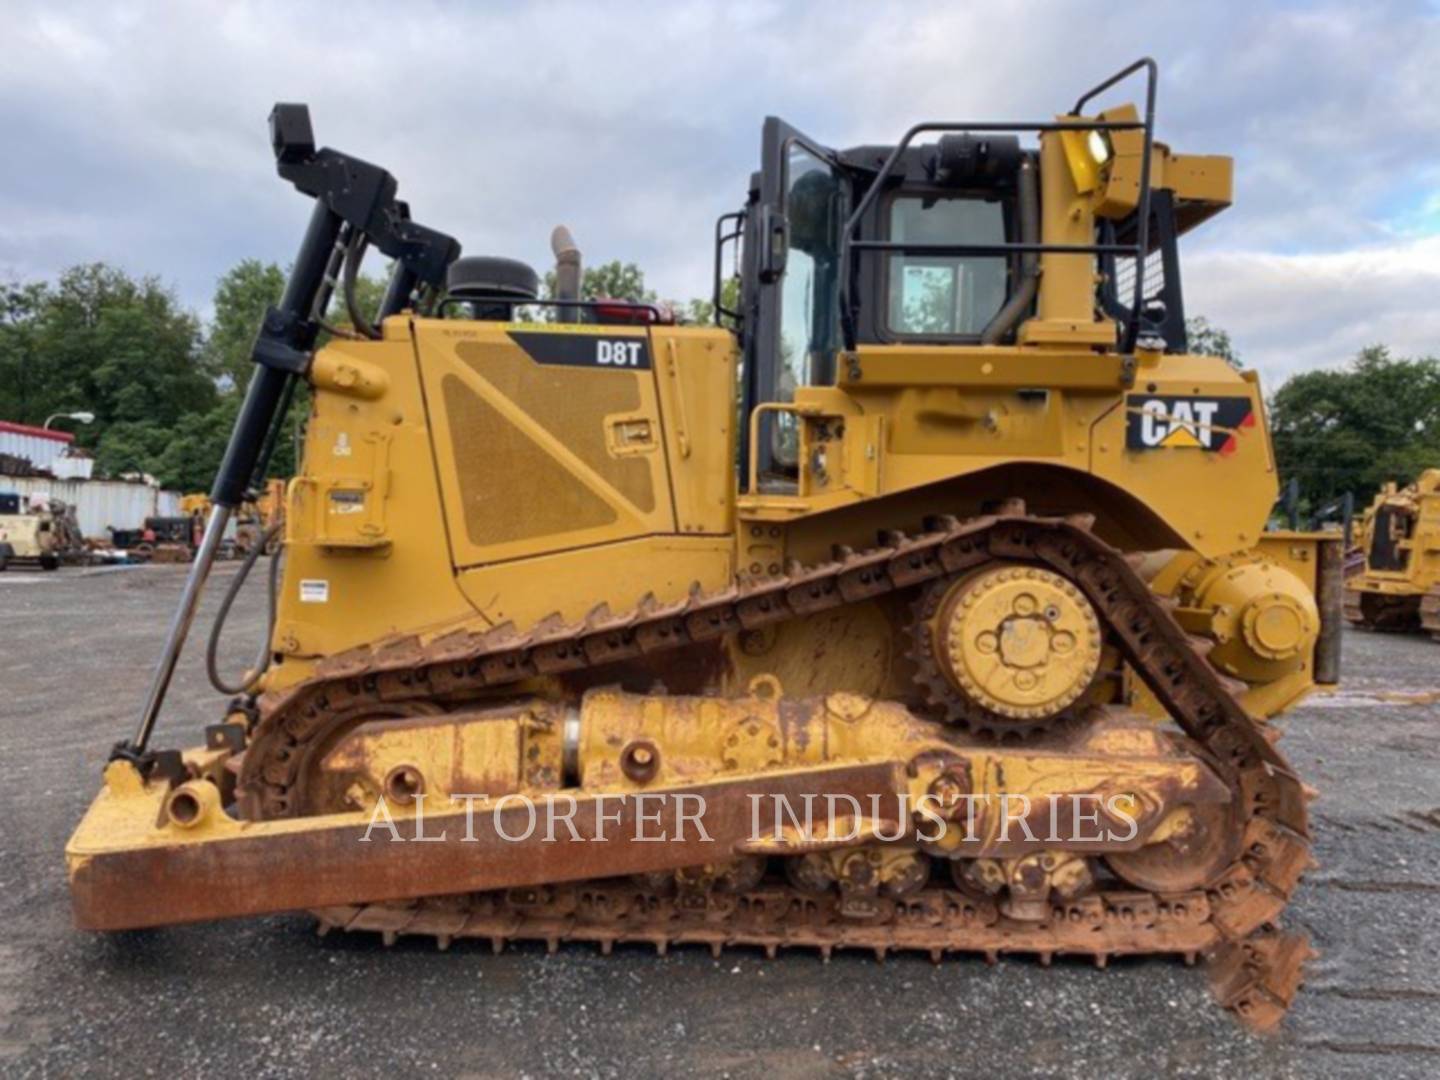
[40,264,208,421]
[539,260,654,320]
[93,420,174,480]
[539,259,745,327]
[208,260,286,392]
[0,281,51,421]
[151,395,244,491]
[4,264,214,477]
[147,392,302,493]
[1270,346,1440,512]
[572,260,653,303]
[1186,316,1240,369]
[0,253,740,493]
[676,276,741,328]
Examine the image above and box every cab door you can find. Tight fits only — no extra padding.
[414,319,677,569]
[742,119,848,485]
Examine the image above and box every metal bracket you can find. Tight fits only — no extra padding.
[270,104,459,293]
[251,306,311,375]
[107,742,188,787]
[205,723,248,754]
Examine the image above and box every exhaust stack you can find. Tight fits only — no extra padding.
[550,225,583,323]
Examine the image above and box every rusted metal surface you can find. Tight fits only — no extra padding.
[1344,588,1422,631]
[72,692,1233,926]
[70,763,904,931]
[1105,798,1240,893]
[312,885,1312,1032]
[187,511,1316,1027]
[317,879,1219,962]
[1314,535,1345,683]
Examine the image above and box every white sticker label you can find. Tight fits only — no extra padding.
[329,490,365,515]
[299,579,330,604]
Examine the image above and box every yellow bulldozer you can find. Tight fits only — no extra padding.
[67,60,1339,1029]
[1345,469,1440,638]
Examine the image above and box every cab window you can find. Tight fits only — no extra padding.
[777,143,843,400]
[885,195,1007,337]
[765,142,844,473]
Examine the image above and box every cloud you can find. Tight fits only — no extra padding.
[1188,235,1440,385]
[0,0,1436,384]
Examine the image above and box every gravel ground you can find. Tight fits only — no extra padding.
[1,563,1437,1078]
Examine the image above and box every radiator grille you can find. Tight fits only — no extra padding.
[443,374,618,547]
[455,341,655,514]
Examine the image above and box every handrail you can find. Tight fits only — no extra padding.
[835,58,1158,354]
[745,401,833,493]
[1074,56,1154,117]
[1087,58,1158,352]
[746,402,797,494]
[713,210,745,325]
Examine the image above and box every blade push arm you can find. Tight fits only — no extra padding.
[117,105,459,770]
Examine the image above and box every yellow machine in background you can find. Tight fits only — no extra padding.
[254,478,287,532]
[183,488,283,557]
[69,60,1333,1030]
[178,493,211,517]
[1346,469,1440,638]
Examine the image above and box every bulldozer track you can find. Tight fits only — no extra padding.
[241,511,1314,1028]
[313,879,1313,1030]
[1344,584,1438,637]
[317,881,1310,1024]
[1421,587,1440,641]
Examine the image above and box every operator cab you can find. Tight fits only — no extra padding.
[723,61,1200,490]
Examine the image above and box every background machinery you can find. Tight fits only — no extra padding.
[163,492,272,560]
[67,60,1337,1029]
[0,492,83,570]
[1345,469,1440,638]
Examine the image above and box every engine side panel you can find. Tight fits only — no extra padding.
[414,319,677,567]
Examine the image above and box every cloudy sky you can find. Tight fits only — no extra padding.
[2,0,1437,385]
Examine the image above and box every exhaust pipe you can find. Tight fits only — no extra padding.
[551,225,583,323]
[981,155,1040,345]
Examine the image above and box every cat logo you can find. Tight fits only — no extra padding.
[1124,394,1255,454]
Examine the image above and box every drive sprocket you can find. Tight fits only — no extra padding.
[908,563,1104,737]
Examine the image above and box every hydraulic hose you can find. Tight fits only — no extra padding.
[344,232,383,340]
[206,523,284,695]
